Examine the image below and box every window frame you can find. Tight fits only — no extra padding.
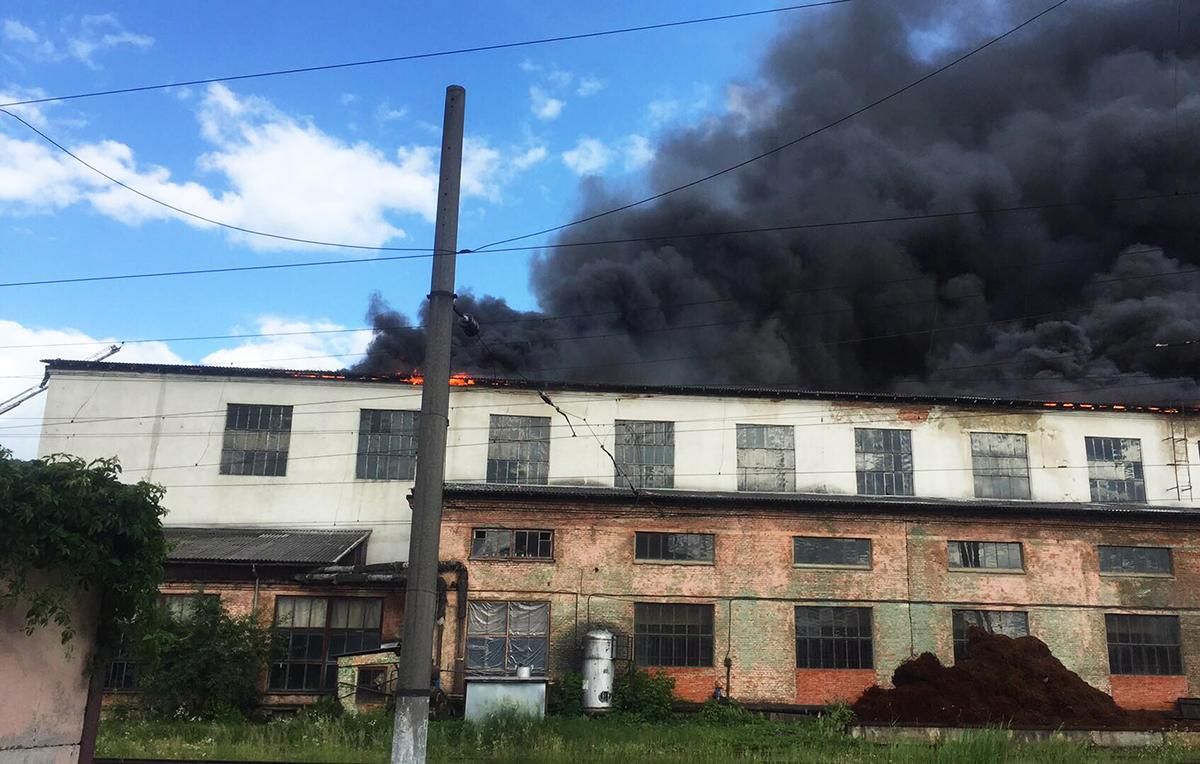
[355,408,419,481]
[1105,613,1183,676]
[633,602,714,668]
[794,606,874,670]
[1098,545,1173,578]
[470,528,555,561]
[854,427,915,496]
[951,609,1029,662]
[969,432,1032,500]
[267,596,384,694]
[219,403,294,477]
[1085,436,1147,503]
[634,531,716,565]
[792,536,873,570]
[735,423,796,492]
[947,540,1025,573]
[614,419,676,489]
[486,414,552,485]
[465,600,551,676]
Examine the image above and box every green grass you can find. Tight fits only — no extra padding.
[96,711,1197,763]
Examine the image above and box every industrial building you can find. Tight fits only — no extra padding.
[34,359,1200,711]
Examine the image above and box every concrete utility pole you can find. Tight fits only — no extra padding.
[390,84,465,764]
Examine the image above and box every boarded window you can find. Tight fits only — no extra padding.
[466,601,549,675]
[793,537,871,568]
[471,528,554,560]
[795,607,873,669]
[615,420,675,488]
[1099,546,1172,576]
[948,541,1023,571]
[356,409,418,480]
[486,415,551,485]
[1086,437,1146,503]
[634,603,713,667]
[736,424,796,491]
[970,433,1031,500]
[269,596,382,693]
[952,610,1029,661]
[220,403,293,476]
[1105,614,1182,675]
[635,531,714,563]
[855,428,914,496]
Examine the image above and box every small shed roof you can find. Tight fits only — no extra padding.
[165,527,370,565]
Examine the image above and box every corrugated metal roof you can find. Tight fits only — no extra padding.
[41,359,1199,415]
[442,482,1200,521]
[165,527,370,564]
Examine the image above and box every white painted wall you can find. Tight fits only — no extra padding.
[37,368,1200,564]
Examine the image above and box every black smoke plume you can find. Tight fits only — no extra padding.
[356,0,1200,401]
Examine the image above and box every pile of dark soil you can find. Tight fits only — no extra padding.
[852,628,1165,729]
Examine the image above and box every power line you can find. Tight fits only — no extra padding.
[468,0,1072,252]
[0,2,852,109]
[1,187,1189,289]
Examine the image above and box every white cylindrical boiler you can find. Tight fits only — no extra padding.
[581,629,615,713]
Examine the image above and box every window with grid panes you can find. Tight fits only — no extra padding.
[1099,546,1172,576]
[465,601,549,675]
[356,409,418,480]
[1086,437,1146,503]
[471,528,554,560]
[635,531,714,563]
[486,415,551,484]
[952,610,1028,661]
[948,541,1024,571]
[102,636,138,691]
[220,403,293,476]
[269,597,382,692]
[1105,614,1182,675]
[160,593,218,621]
[793,537,871,568]
[970,433,1031,499]
[795,607,873,669]
[615,420,675,488]
[854,428,913,496]
[634,603,713,667]
[736,424,796,491]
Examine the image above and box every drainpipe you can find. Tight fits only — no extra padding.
[251,564,260,612]
[724,599,733,697]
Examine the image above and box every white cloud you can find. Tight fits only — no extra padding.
[375,100,408,123]
[562,138,613,176]
[340,93,359,106]
[512,145,549,171]
[4,14,152,67]
[0,83,536,250]
[529,86,564,121]
[622,134,654,171]
[576,77,605,97]
[0,87,54,127]
[519,59,540,73]
[647,98,680,126]
[0,319,183,459]
[547,69,572,89]
[200,316,372,370]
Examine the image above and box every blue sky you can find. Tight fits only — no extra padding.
[0,1,836,453]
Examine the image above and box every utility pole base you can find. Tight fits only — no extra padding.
[391,696,430,764]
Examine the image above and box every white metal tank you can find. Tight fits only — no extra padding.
[581,629,615,713]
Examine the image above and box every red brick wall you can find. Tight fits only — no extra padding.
[656,667,722,703]
[1109,675,1189,711]
[795,669,876,705]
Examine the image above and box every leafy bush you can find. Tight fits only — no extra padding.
[547,671,585,717]
[697,699,757,725]
[133,595,274,719]
[816,701,856,739]
[613,668,675,721]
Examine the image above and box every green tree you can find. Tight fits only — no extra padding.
[134,595,275,719]
[0,449,167,648]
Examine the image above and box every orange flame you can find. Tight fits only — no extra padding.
[404,372,476,386]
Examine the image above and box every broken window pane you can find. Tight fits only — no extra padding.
[793,537,871,567]
[220,403,293,476]
[736,424,796,491]
[471,528,554,559]
[615,420,675,488]
[952,610,1029,661]
[356,409,418,480]
[795,607,873,669]
[487,415,551,485]
[948,541,1023,571]
[854,428,914,496]
[970,432,1031,500]
[1086,437,1146,503]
